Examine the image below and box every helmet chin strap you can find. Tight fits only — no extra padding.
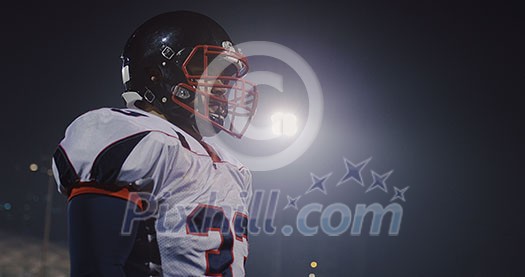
[188,114,202,136]
[143,80,220,140]
[157,93,204,140]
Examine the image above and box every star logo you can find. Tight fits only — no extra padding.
[390,186,409,202]
[337,157,372,186]
[306,172,332,195]
[365,170,393,193]
[283,195,300,210]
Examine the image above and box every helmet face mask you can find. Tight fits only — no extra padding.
[121,11,258,139]
[175,45,257,138]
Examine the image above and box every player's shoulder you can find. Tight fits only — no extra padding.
[70,107,153,127]
[67,107,174,135]
[61,107,183,149]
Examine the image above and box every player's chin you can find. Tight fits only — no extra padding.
[195,116,224,137]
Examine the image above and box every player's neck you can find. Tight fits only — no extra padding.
[145,109,203,141]
[178,123,203,141]
[146,109,166,120]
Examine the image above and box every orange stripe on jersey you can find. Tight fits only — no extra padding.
[200,141,222,163]
[68,186,143,210]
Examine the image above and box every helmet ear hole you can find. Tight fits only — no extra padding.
[146,67,162,83]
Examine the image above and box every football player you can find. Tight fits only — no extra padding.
[52,11,257,276]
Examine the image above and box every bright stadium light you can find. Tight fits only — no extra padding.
[271,112,283,135]
[271,112,298,137]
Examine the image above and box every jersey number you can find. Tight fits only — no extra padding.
[186,205,248,276]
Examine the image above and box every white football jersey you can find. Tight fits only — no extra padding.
[52,107,252,276]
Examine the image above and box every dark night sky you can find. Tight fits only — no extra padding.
[1,1,523,276]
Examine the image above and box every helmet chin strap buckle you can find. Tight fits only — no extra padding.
[173,85,191,100]
[144,88,156,103]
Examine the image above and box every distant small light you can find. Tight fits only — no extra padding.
[4,203,12,210]
[309,274,316,277]
[29,163,39,172]
[310,261,318,268]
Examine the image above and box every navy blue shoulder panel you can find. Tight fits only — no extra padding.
[53,145,80,192]
[90,131,150,185]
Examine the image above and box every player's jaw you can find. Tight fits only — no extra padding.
[189,79,230,137]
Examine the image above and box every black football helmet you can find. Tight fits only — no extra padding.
[121,11,258,138]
